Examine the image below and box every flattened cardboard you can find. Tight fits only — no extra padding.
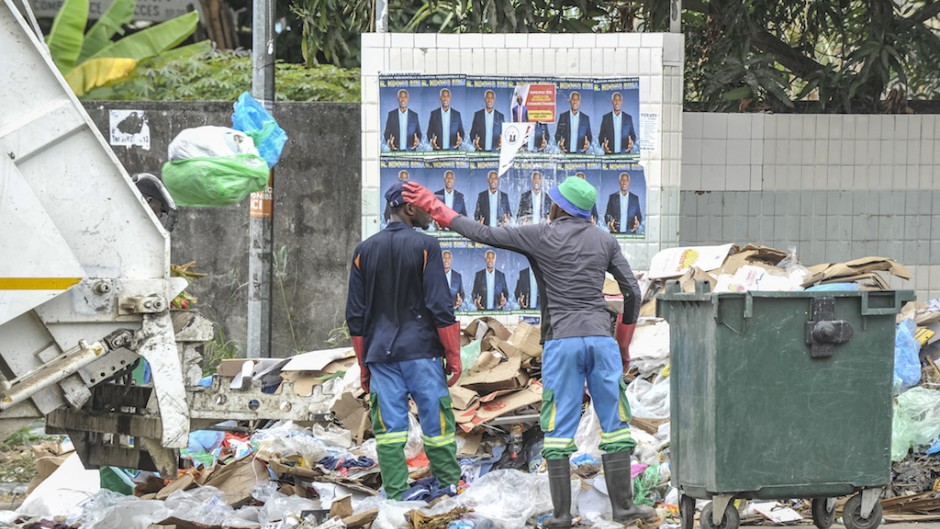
[329,495,353,519]
[466,350,505,375]
[463,317,511,341]
[282,356,358,396]
[457,432,483,457]
[331,392,372,444]
[281,347,356,372]
[203,455,269,506]
[449,385,480,411]
[459,355,528,394]
[459,383,543,432]
[155,473,195,500]
[802,256,910,287]
[343,510,379,529]
[509,322,542,360]
[648,244,734,279]
[217,358,260,378]
[679,267,717,293]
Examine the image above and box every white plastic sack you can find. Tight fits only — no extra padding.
[354,496,425,529]
[626,376,670,419]
[252,421,328,465]
[168,126,259,161]
[629,319,671,376]
[572,402,602,460]
[404,413,424,459]
[455,469,554,529]
[19,452,100,517]
[258,492,320,527]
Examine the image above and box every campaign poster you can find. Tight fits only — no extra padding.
[557,159,602,227]
[379,158,427,229]
[465,77,514,154]
[598,162,647,239]
[509,155,558,226]
[424,156,470,236]
[379,75,432,155]
[554,78,599,156]
[467,157,515,227]
[423,75,470,153]
[439,240,534,314]
[593,78,641,157]
[508,77,556,154]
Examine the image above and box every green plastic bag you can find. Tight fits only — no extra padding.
[891,387,940,461]
[162,154,269,207]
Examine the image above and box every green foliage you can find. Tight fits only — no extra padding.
[87,49,360,102]
[45,0,203,96]
[202,326,241,376]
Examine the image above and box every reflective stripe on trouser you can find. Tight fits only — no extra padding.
[368,357,461,498]
[539,336,636,459]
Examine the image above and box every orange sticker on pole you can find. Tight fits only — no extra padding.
[250,186,273,218]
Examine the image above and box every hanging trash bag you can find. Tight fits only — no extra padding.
[232,91,288,168]
[162,154,269,207]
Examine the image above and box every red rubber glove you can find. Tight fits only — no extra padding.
[437,322,462,386]
[614,314,636,373]
[403,181,460,228]
[351,335,370,393]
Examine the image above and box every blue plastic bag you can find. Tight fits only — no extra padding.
[894,319,921,393]
[232,92,288,168]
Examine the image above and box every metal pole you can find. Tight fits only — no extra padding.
[374,0,387,32]
[669,0,682,33]
[248,0,275,358]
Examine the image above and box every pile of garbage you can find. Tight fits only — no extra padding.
[6,242,936,528]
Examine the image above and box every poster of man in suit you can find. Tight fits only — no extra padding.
[595,79,640,157]
[425,76,467,151]
[379,159,428,229]
[427,156,470,234]
[554,78,596,155]
[466,77,512,153]
[471,159,513,227]
[601,162,647,239]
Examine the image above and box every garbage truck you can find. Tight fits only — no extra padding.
[0,0,319,476]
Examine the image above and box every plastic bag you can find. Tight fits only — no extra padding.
[232,92,288,168]
[405,413,425,459]
[164,486,233,526]
[252,421,329,467]
[891,387,940,461]
[354,496,426,529]
[168,126,258,161]
[454,469,553,529]
[80,492,169,529]
[161,154,269,207]
[629,319,671,376]
[626,376,670,419]
[461,340,482,371]
[572,402,602,460]
[894,319,922,393]
[258,493,320,527]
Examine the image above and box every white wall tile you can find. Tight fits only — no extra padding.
[639,49,652,75]
[626,48,639,76]
[483,34,506,48]
[650,48,663,72]
[362,33,382,49]
[750,165,763,191]
[505,34,527,48]
[390,34,414,49]
[447,48,461,71]
[619,33,641,49]
[470,48,485,74]
[438,34,460,48]
[578,49,592,75]
[596,34,619,47]
[702,139,727,165]
[503,49,518,75]
[726,165,750,191]
[663,33,684,66]
[528,33,551,48]
[727,114,751,140]
[682,165,702,191]
[388,49,402,70]
[684,113,704,139]
[414,33,436,48]
[701,165,726,191]
[362,160,379,187]
[361,49,384,74]
[552,33,574,49]
[649,75,663,104]
[726,139,751,165]
[460,34,484,49]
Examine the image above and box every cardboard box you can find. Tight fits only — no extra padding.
[449,385,480,411]
[278,347,356,396]
[459,382,543,432]
[459,355,529,394]
[802,256,911,287]
[331,392,371,444]
[463,317,511,341]
[509,322,542,361]
[648,244,734,279]
[202,455,269,507]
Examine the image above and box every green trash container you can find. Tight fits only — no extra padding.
[657,281,914,529]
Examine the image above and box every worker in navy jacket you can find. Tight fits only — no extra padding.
[345,182,462,500]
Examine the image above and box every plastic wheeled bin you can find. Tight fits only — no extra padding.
[656,281,914,529]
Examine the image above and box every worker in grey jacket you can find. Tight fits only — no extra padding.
[404,177,657,529]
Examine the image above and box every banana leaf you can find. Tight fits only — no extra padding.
[45,0,89,72]
[79,0,136,63]
[64,57,137,96]
[88,11,199,62]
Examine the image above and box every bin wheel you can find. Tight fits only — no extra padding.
[811,498,836,529]
[700,502,739,529]
[680,495,695,529]
[843,494,882,529]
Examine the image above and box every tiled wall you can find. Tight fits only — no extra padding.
[359,33,685,271]
[681,113,940,299]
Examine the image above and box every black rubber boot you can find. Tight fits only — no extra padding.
[543,457,573,529]
[603,451,659,525]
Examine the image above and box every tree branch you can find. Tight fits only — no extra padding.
[749,27,826,78]
[910,2,940,24]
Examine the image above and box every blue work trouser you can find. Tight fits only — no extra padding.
[539,336,635,459]
[369,357,460,499]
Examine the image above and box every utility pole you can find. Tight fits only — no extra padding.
[669,0,681,33]
[374,0,387,32]
[247,0,275,358]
